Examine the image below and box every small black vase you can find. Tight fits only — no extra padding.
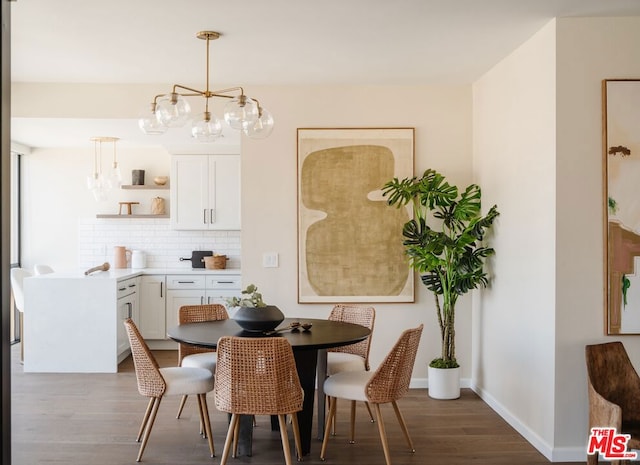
[233,305,285,332]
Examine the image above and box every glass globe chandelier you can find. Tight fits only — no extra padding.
[138,31,274,141]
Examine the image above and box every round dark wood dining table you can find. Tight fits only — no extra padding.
[167,317,371,456]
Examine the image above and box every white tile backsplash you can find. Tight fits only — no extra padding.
[78,218,241,269]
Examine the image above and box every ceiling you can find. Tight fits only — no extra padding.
[10,0,640,149]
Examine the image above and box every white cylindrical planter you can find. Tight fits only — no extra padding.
[428,366,460,399]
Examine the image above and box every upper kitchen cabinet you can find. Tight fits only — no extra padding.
[170,154,241,230]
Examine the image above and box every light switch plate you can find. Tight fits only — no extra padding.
[263,252,279,268]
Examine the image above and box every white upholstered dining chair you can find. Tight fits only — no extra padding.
[124,318,216,462]
[326,304,376,428]
[321,324,423,465]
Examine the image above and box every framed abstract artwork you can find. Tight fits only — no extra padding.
[603,79,640,334]
[297,128,415,303]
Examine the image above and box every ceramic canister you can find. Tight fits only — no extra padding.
[131,250,146,269]
[114,246,130,269]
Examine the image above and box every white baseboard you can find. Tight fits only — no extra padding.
[471,383,585,462]
[410,377,472,389]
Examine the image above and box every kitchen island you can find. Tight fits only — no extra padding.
[23,268,241,373]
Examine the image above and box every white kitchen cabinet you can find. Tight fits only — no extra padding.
[24,271,142,373]
[165,274,241,336]
[206,275,243,306]
[170,154,241,230]
[116,277,139,360]
[138,275,166,339]
[23,269,241,372]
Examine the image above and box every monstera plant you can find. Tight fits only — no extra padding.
[383,169,499,373]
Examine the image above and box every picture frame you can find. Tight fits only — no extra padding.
[297,127,415,303]
[603,79,640,334]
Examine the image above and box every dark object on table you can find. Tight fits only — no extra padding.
[233,305,285,332]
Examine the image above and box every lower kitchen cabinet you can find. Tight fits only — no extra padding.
[116,277,140,359]
[24,273,141,373]
[165,274,241,335]
[23,270,240,373]
[138,275,166,339]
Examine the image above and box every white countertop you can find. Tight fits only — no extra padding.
[31,267,241,280]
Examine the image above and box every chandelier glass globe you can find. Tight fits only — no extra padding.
[156,93,191,128]
[223,96,259,130]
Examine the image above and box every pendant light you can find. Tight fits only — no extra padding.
[87,137,119,201]
[138,31,274,141]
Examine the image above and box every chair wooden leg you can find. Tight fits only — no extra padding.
[364,401,375,422]
[137,397,161,462]
[198,394,216,457]
[176,394,188,419]
[391,400,416,452]
[290,412,303,461]
[278,414,294,465]
[391,400,415,452]
[220,414,239,465]
[373,403,392,465]
[327,395,336,436]
[350,400,356,443]
[232,415,240,458]
[320,396,337,461]
[136,397,155,442]
[195,394,206,437]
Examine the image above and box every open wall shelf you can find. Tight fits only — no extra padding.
[121,185,169,190]
[96,214,169,219]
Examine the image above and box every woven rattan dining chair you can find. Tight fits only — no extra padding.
[175,304,229,419]
[585,341,640,465]
[214,336,304,465]
[320,324,423,465]
[124,318,215,462]
[327,304,376,428]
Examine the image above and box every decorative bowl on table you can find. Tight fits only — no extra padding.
[233,305,285,333]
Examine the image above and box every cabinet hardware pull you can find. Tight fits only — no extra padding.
[118,287,126,292]
[210,209,215,223]
[200,296,204,305]
[160,282,163,298]
[216,281,234,284]
[203,209,207,224]
[177,281,195,284]
[128,284,136,288]
[127,302,132,319]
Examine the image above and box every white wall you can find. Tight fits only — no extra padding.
[474,16,640,462]
[238,84,474,377]
[554,16,640,459]
[13,82,474,382]
[473,20,557,458]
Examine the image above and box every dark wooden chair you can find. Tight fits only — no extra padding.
[585,341,640,464]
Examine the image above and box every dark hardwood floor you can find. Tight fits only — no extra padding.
[10,345,577,464]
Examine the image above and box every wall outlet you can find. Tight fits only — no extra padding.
[263,252,279,268]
